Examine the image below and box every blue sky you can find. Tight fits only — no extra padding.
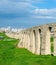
[0,0,56,28]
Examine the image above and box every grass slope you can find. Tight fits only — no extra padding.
[0,33,56,65]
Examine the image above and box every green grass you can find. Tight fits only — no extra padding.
[0,33,56,65]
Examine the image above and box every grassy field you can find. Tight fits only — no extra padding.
[0,33,56,65]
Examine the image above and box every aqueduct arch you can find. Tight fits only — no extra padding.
[18,23,56,56]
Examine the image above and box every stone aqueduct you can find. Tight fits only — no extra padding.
[18,23,56,56]
[6,23,56,56]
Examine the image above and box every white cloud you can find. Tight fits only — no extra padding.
[31,8,56,19]
[32,8,56,15]
[32,16,56,19]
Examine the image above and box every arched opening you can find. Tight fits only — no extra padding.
[49,27,54,55]
[23,32,26,48]
[27,33,30,50]
[32,30,36,53]
[25,32,28,48]
[33,30,36,43]
[39,29,42,55]
[46,27,54,55]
